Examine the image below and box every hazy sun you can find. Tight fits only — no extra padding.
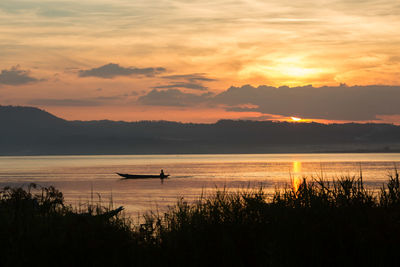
[291,116,302,121]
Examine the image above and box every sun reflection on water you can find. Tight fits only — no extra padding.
[292,161,302,193]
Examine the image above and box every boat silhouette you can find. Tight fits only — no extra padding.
[116,173,170,179]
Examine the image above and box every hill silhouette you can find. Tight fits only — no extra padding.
[1,105,400,155]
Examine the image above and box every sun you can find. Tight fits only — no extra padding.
[290,116,302,122]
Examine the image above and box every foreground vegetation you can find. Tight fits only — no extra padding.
[2,171,400,266]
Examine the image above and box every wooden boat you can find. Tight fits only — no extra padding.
[116,172,170,179]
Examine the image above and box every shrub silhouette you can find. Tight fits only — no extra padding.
[2,171,400,266]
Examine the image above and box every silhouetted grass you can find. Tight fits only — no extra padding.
[140,170,400,266]
[2,171,400,266]
[0,184,140,266]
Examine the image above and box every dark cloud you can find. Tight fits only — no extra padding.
[212,84,400,120]
[235,114,284,121]
[138,89,213,107]
[153,82,208,91]
[0,66,39,85]
[138,84,400,121]
[129,91,139,96]
[225,104,259,112]
[28,96,123,107]
[162,73,216,82]
[79,63,166,79]
[27,80,400,122]
[29,99,101,107]
[157,73,215,92]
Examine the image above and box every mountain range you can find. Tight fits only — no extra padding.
[1,105,400,155]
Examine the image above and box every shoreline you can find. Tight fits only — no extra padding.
[2,150,400,157]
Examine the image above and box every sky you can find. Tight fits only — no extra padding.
[1,0,400,123]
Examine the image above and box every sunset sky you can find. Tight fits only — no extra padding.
[1,0,400,123]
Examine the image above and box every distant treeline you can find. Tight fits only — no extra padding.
[2,105,400,155]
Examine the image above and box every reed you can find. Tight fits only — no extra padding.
[0,183,138,266]
[2,171,400,266]
[140,170,400,266]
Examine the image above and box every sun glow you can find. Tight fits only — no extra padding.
[277,66,317,78]
[291,116,302,121]
[238,56,329,86]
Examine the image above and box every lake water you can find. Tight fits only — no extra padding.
[0,153,399,217]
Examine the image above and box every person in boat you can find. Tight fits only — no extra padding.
[160,169,165,179]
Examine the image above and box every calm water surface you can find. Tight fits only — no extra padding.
[0,153,399,216]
